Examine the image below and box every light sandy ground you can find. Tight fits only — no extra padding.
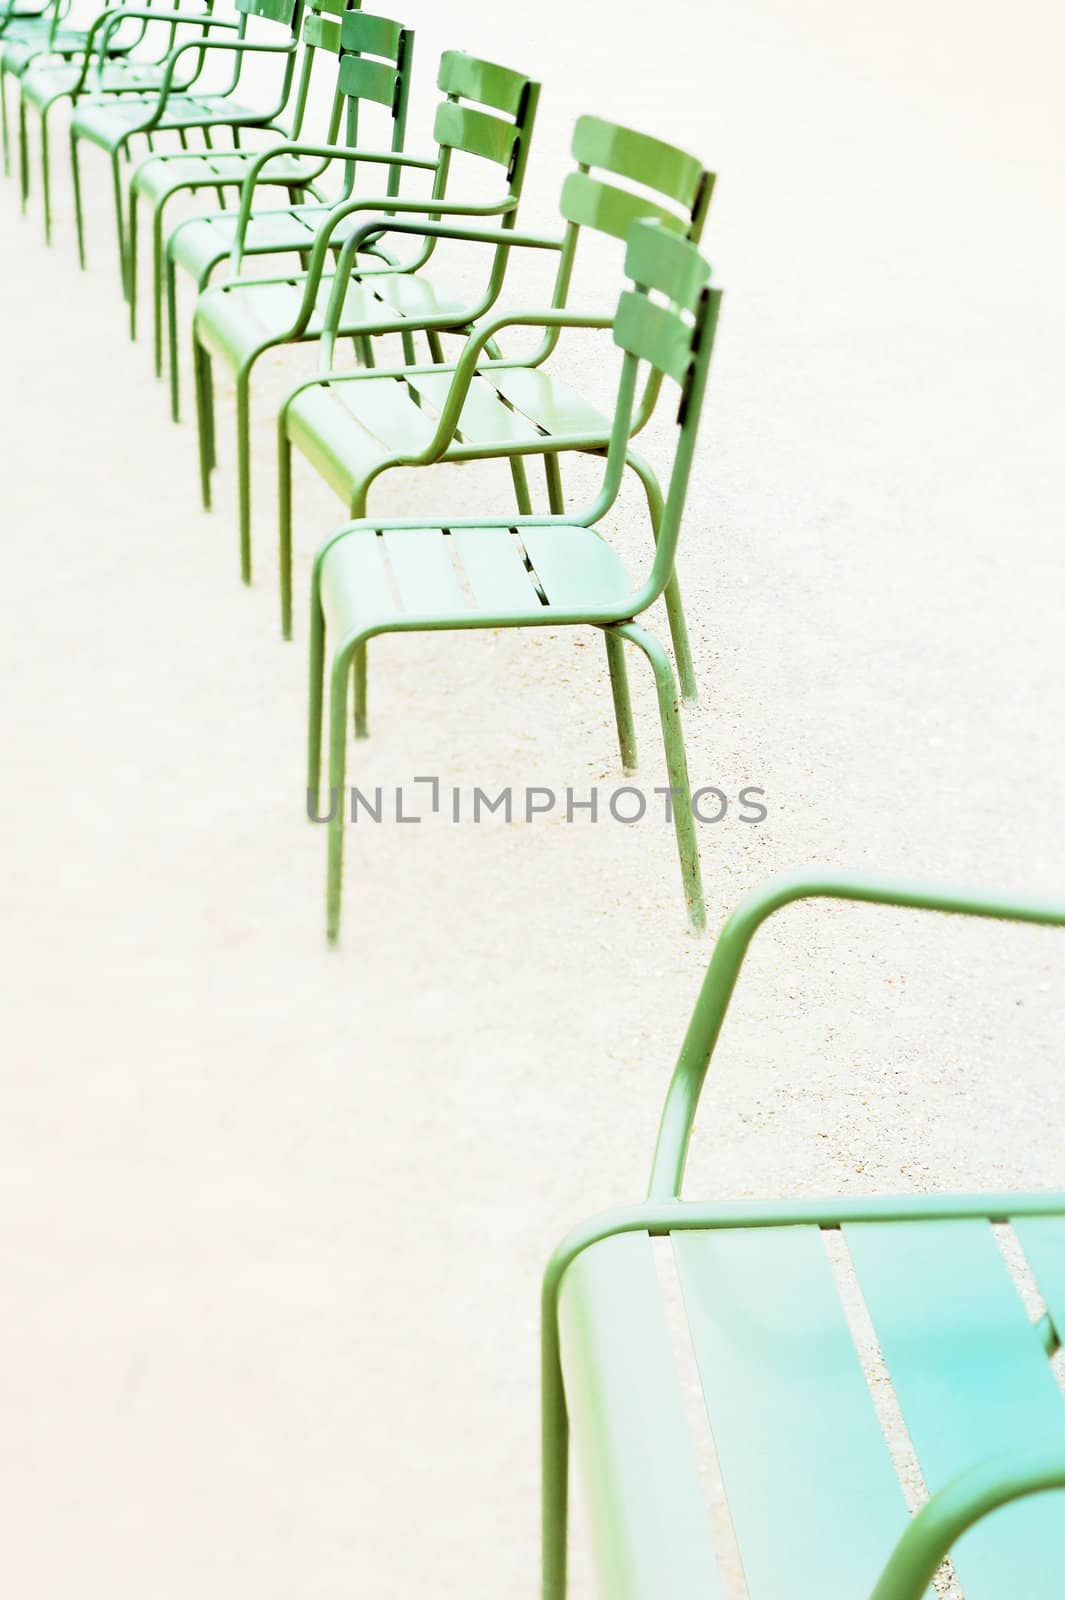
[3,0,1065,1594]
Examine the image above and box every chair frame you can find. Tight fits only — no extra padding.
[543,870,1065,1600]
[307,221,722,941]
[164,3,413,421]
[190,46,541,584]
[277,114,714,704]
[68,0,303,288]
[124,0,375,372]
[12,0,214,236]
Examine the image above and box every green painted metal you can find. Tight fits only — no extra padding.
[277,114,715,725]
[846,1218,1065,1597]
[190,46,540,584]
[544,872,1065,1600]
[556,1232,722,1600]
[306,221,721,941]
[123,0,364,376]
[165,5,413,421]
[68,0,305,291]
[675,1224,912,1598]
[5,0,197,207]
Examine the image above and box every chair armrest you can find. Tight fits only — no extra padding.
[232,194,517,340]
[869,1448,1065,1600]
[314,197,522,346]
[95,3,224,56]
[287,307,612,467]
[650,871,1065,1200]
[103,32,294,123]
[325,217,565,253]
[229,143,438,264]
[70,1,210,94]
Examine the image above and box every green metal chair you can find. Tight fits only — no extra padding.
[2,0,163,180]
[278,116,713,702]
[308,220,721,941]
[14,0,215,243]
[192,47,540,585]
[69,0,304,287]
[165,4,413,421]
[544,869,1065,1600]
[125,0,382,370]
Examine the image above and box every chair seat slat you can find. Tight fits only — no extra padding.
[845,1218,1065,1598]
[674,1225,909,1599]
[558,1232,723,1600]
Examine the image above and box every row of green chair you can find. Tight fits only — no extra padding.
[1,2,722,944]
[9,11,1064,1596]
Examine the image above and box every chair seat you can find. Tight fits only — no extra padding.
[21,59,164,110]
[287,367,611,504]
[0,31,82,73]
[318,522,637,640]
[169,202,331,280]
[132,148,314,206]
[0,26,52,64]
[559,1210,1065,1600]
[72,93,261,152]
[195,267,467,366]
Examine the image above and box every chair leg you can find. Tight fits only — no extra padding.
[70,127,85,268]
[543,452,565,514]
[626,449,698,704]
[151,203,167,375]
[609,620,705,931]
[400,328,416,364]
[166,252,181,420]
[307,578,327,806]
[18,92,29,213]
[128,186,139,338]
[604,632,637,772]
[193,337,214,509]
[508,456,533,515]
[236,369,252,583]
[352,642,368,739]
[278,425,294,638]
[40,104,52,244]
[544,450,639,764]
[326,644,356,942]
[111,150,127,297]
[541,1325,570,1600]
[662,570,697,706]
[1,66,9,179]
[426,329,444,363]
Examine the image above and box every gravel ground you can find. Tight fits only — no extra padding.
[3,0,1065,1594]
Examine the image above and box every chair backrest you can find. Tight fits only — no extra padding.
[430,50,539,208]
[647,871,1065,1199]
[228,0,304,110]
[285,0,359,142]
[333,7,414,196]
[235,0,299,23]
[555,115,714,425]
[605,219,721,607]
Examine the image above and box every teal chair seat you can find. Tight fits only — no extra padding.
[544,873,1065,1600]
[557,1211,1065,1600]
[285,364,609,508]
[319,521,635,641]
